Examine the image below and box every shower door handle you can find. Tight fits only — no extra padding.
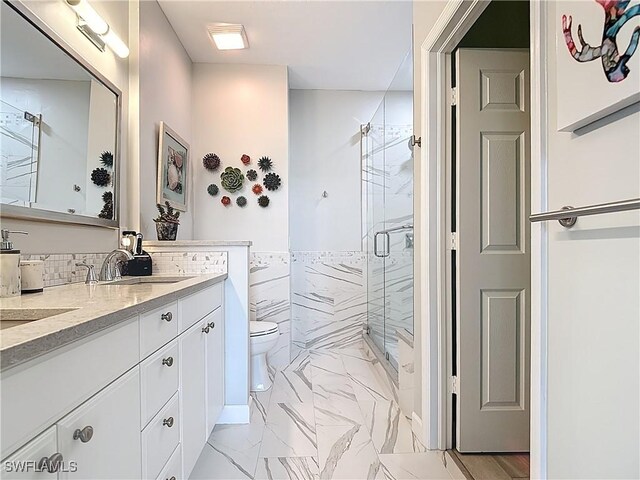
[374,231,390,258]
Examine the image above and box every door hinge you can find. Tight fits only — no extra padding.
[449,232,458,251]
[410,135,421,148]
[450,87,457,106]
[448,375,459,395]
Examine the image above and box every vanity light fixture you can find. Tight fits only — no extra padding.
[208,24,249,50]
[66,0,129,58]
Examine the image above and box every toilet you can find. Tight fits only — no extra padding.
[249,321,280,391]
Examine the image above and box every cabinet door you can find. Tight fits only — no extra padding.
[179,319,206,479]
[1,426,59,479]
[56,368,141,479]
[205,307,224,435]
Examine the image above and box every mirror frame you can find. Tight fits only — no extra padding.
[1,0,122,229]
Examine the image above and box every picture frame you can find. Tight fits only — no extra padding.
[157,121,189,211]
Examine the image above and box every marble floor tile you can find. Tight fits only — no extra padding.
[348,371,396,405]
[270,369,314,404]
[309,350,346,376]
[260,402,318,458]
[254,457,320,480]
[312,374,365,427]
[316,424,382,480]
[337,347,368,360]
[359,399,425,454]
[251,389,273,425]
[378,452,452,480]
[193,418,266,480]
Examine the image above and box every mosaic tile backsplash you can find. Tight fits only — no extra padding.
[20,253,110,288]
[149,251,227,275]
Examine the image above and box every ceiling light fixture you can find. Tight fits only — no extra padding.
[208,24,249,51]
[66,0,129,58]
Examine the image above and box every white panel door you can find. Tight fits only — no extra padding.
[56,368,142,479]
[204,307,225,435]
[179,318,207,478]
[456,48,531,453]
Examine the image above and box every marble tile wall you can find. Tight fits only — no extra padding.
[250,252,291,370]
[20,253,110,287]
[291,252,367,357]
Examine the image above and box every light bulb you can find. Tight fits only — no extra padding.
[102,29,130,58]
[66,0,108,35]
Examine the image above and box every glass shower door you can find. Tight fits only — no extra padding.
[363,48,414,371]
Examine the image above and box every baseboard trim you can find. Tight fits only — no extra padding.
[217,404,250,424]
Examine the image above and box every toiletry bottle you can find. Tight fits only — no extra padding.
[0,230,28,297]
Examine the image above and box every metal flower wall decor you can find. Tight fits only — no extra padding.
[202,152,281,208]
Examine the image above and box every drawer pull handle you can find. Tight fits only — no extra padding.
[161,312,173,322]
[38,453,63,473]
[163,417,174,428]
[202,325,210,334]
[73,425,94,443]
[162,356,174,367]
[207,321,215,330]
[167,477,176,480]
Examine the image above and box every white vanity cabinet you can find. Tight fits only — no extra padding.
[56,368,141,479]
[1,279,226,480]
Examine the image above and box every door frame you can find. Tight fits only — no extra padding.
[417,0,549,476]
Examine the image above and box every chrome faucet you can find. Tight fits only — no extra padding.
[99,249,134,282]
[76,262,98,285]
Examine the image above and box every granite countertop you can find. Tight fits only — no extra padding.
[0,273,227,372]
[144,240,252,247]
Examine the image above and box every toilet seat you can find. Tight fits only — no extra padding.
[250,321,279,338]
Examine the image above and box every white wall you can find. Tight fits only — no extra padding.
[289,89,383,252]
[1,0,129,254]
[138,0,193,241]
[545,3,639,478]
[192,64,289,252]
[412,0,448,429]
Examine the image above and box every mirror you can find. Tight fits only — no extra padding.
[0,1,120,226]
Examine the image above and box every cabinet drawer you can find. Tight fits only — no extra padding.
[155,444,182,480]
[142,393,180,480]
[1,319,139,460]
[140,341,179,428]
[1,426,58,479]
[178,283,222,333]
[140,302,178,359]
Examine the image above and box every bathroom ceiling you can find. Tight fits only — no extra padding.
[157,0,413,91]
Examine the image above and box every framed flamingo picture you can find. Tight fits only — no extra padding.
[557,0,640,131]
[157,122,189,211]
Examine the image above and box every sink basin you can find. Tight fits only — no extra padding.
[0,308,78,330]
[102,276,195,286]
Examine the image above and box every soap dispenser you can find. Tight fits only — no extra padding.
[1,229,28,297]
